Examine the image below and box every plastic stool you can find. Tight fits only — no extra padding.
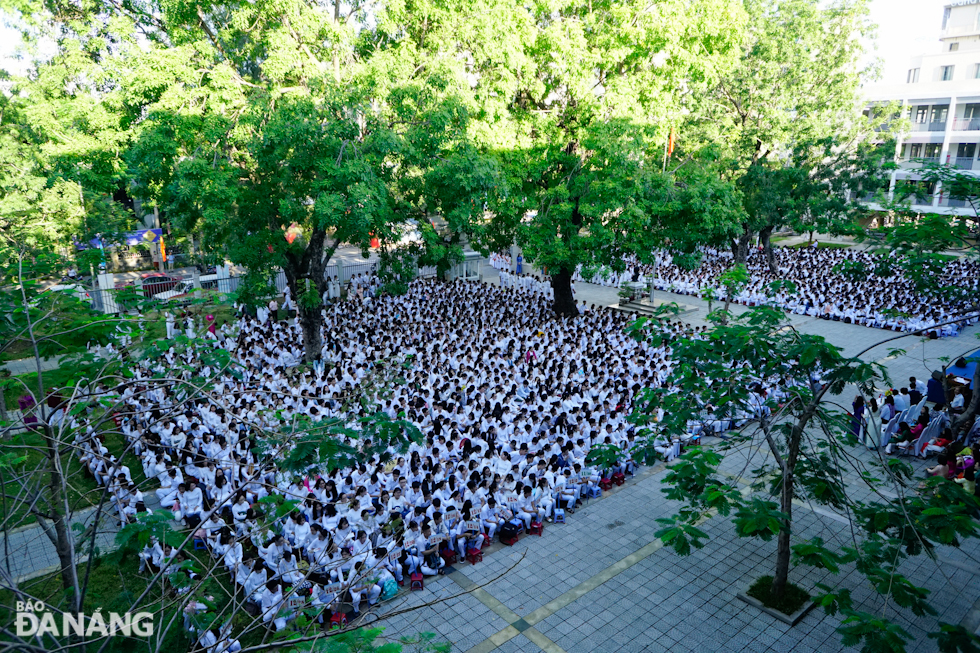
[466,547,483,565]
[528,521,543,536]
[410,572,424,591]
[553,509,565,524]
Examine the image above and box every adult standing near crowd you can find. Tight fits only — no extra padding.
[268,296,279,323]
[865,397,881,449]
[851,395,865,442]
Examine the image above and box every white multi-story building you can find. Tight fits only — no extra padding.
[864,0,980,215]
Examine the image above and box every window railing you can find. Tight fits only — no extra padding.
[935,196,975,208]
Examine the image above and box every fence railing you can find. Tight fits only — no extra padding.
[952,158,980,170]
[80,257,480,314]
[901,156,941,166]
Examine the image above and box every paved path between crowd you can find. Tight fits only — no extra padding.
[0,491,164,585]
[373,435,979,653]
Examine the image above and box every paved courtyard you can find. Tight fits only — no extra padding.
[359,266,980,653]
[371,440,980,653]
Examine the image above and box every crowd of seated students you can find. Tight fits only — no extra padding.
[573,246,980,336]
[63,278,704,648]
[57,267,922,651]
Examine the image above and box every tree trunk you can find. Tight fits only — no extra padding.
[297,304,322,363]
[282,228,333,364]
[759,226,777,274]
[769,404,814,598]
[40,423,80,602]
[734,228,752,266]
[771,468,794,598]
[551,268,578,317]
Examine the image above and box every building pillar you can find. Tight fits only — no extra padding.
[936,95,957,207]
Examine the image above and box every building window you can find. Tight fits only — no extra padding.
[951,43,960,52]
[942,65,955,81]
[908,144,922,159]
[908,68,920,83]
[924,143,942,159]
[957,143,976,159]
[974,63,980,79]
[931,105,949,123]
[914,106,928,123]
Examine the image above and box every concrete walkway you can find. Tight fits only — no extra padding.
[2,355,61,376]
[373,439,974,653]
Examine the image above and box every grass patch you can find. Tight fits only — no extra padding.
[1,412,146,527]
[0,340,33,362]
[0,549,196,653]
[746,576,811,616]
[785,241,852,250]
[3,365,81,411]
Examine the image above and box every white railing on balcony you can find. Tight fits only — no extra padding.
[901,157,941,167]
[936,196,977,208]
[952,118,980,131]
[910,121,947,132]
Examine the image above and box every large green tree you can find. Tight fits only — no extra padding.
[117,0,488,361]
[684,0,886,268]
[395,0,750,315]
[0,24,135,259]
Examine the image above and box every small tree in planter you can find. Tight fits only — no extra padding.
[618,282,636,305]
[718,263,750,319]
[627,304,980,652]
[701,286,720,315]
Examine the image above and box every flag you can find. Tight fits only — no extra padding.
[668,127,675,157]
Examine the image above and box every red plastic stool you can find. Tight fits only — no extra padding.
[329,612,348,629]
[466,547,483,565]
[410,572,424,591]
[528,521,544,536]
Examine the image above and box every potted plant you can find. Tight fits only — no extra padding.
[618,283,635,305]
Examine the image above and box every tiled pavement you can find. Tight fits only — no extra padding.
[371,445,980,653]
[361,266,980,652]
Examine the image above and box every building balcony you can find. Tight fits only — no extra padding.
[910,121,947,132]
[952,117,980,130]
[952,158,980,170]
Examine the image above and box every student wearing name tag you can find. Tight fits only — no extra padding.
[457,508,486,559]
